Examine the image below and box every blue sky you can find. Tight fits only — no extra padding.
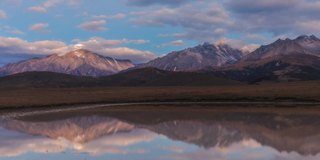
[0,0,320,65]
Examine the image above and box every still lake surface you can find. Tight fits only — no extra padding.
[0,103,320,160]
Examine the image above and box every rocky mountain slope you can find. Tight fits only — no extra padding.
[0,49,134,77]
[216,35,320,82]
[140,43,243,71]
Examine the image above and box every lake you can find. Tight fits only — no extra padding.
[0,103,320,160]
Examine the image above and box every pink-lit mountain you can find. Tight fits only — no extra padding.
[0,49,134,77]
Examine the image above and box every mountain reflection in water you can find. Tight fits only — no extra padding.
[0,104,320,160]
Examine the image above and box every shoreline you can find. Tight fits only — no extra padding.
[1,101,320,118]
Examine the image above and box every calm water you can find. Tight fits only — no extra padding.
[0,104,320,160]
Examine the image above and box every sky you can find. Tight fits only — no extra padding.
[0,0,320,66]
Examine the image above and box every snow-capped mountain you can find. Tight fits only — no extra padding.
[0,49,135,77]
[140,42,243,71]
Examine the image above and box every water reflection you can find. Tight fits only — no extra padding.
[0,105,320,160]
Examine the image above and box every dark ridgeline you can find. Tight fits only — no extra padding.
[0,69,241,88]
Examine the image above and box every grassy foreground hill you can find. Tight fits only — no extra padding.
[0,81,319,108]
[0,68,241,88]
[0,69,319,108]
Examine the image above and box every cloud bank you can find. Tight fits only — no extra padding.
[0,36,155,65]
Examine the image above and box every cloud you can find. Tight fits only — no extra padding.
[130,2,232,41]
[127,0,193,6]
[0,36,155,64]
[158,40,185,47]
[28,6,47,13]
[0,25,24,35]
[92,13,126,20]
[222,0,320,36]
[98,48,155,63]
[128,0,320,49]
[224,0,297,13]
[72,37,149,46]
[78,20,107,32]
[10,29,24,35]
[28,0,61,13]
[73,37,154,62]
[215,38,259,53]
[28,0,82,13]
[0,10,7,19]
[68,0,82,6]
[295,20,320,33]
[0,37,68,55]
[29,23,50,33]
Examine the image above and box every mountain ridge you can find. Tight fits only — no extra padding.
[139,42,243,71]
[215,35,320,82]
[0,49,135,77]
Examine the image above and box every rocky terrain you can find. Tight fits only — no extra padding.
[0,49,134,77]
[140,43,243,71]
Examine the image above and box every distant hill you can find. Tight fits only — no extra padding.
[0,72,98,88]
[0,69,241,88]
[100,68,241,86]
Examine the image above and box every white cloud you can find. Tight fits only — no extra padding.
[29,23,50,33]
[68,0,82,6]
[78,20,107,32]
[92,13,126,20]
[215,38,259,53]
[28,0,61,13]
[10,29,25,35]
[28,0,82,13]
[158,40,185,47]
[0,36,155,63]
[127,0,193,6]
[28,6,47,13]
[0,36,68,55]
[0,10,7,19]
[99,47,155,63]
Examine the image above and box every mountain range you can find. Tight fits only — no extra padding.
[0,35,319,84]
[217,35,320,82]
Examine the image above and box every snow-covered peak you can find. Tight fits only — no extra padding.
[296,35,319,42]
